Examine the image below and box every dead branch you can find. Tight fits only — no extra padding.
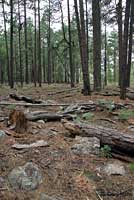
[10,93,42,104]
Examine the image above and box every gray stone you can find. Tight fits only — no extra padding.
[37,120,45,124]
[102,161,126,176]
[8,162,42,190]
[0,130,6,138]
[71,136,100,155]
[40,194,62,200]
[127,126,134,132]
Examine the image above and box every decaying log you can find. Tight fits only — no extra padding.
[10,93,42,104]
[26,112,72,121]
[62,120,134,155]
[0,101,134,110]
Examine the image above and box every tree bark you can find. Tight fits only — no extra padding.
[126,0,134,87]
[67,0,75,87]
[34,0,37,87]
[104,22,107,86]
[10,0,14,88]
[113,47,117,83]
[24,0,29,84]
[92,0,101,91]
[18,0,23,87]
[47,0,52,84]
[38,0,42,87]
[74,0,90,95]
[120,0,131,99]
[2,0,10,85]
[117,0,123,87]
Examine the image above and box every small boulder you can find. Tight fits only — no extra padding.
[71,136,100,155]
[8,162,42,190]
[37,120,45,124]
[102,161,126,176]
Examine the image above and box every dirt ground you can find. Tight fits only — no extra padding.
[0,84,134,200]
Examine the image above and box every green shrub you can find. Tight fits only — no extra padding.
[7,104,16,110]
[82,112,94,120]
[100,145,112,158]
[118,109,134,121]
[97,99,115,111]
[129,163,134,172]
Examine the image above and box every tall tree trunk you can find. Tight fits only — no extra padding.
[74,0,90,95]
[47,0,51,84]
[14,39,18,83]
[24,0,29,84]
[34,0,37,87]
[104,22,107,86]
[51,48,55,83]
[38,0,42,87]
[67,0,75,87]
[18,0,23,87]
[92,0,101,91]
[126,0,134,87]
[10,0,14,88]
[2,0,10,85]
[42,42,46,83]
[85,0,89,66]
[113,47,116,83]
[120,0,131,99]
[117,0,123,86]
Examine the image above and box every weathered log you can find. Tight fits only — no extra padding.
[10,93,42,104]
[0,102,95,107]
[26,112,72,121]
[0,101,133,109]
[62,120,134,156]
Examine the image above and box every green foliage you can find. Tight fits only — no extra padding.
[100,145,112,158]
[7,104,16,110]
[75,112,94,122]
[97,99,115,111]
[118,109,134,121]
[74,115,81,122]
[129,163,134,172]
[82,112,94,120]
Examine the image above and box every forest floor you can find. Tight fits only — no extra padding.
[0,84,134,200]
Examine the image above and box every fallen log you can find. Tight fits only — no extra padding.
[62,120,134,156]
[0,101,133,109]
[0,102,95,107]
[10,93,42,104]
[26,112,72,121]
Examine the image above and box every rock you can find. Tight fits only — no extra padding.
[8,162,42,190]
[127,126,134,132]
[37,120,45,124]
[0,130,6,138]
[40,194,62,200]
[126,93,134,100]
[71,136,100,155]
[102,161,126,176]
